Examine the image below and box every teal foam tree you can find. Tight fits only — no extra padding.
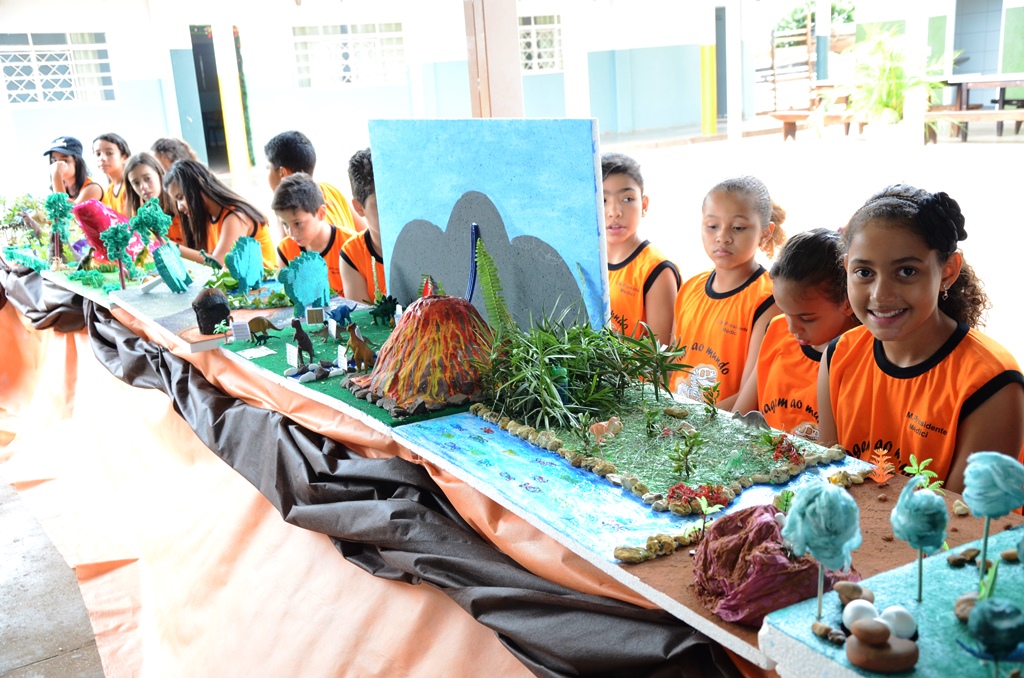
[963,452,1024,583]
[890,476,948,602]
[44,192,74,263]
[224,236,263,296]
[153,243,193,293]
[99,222,138,289]
[278,250,330,318]
[131,198,172,247]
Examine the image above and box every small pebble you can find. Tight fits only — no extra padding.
[955,592,978,623]
[834,581,874,606]
[811,621,832,638]
[949,526,959,533]
[882,534,894,542]
[961,547,980,561]
[953,499,970,516]
[850,618,891,646]
[1003,548,1020,563]
[976,558,993,573]
[876,494,888,502]
[827,630,847,646]
[947,553,968,568]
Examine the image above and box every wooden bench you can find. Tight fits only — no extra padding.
[990,99,1024,136]
[924,107,1024,143]
[770,110,862,141]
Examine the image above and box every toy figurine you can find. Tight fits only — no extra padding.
[346,323,375,372]
[248,316,282,344]
[291,318,315,365]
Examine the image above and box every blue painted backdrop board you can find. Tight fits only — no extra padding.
[368,119,609,330]
[393,412,874,562]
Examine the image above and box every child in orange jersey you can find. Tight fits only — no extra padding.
[45,136,103,204]
[272,172,346,296]
[123,153,183,244]
[601,152,680,344]
[733,228,859,440]
[670,176,786,410]
[819,185,1024,494]
[94,133,131,216]
[264,131,362,243]
[163,159,275,269]
[341,148,385,303]
[151,137,198,171]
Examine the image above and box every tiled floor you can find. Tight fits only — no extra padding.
[0,480,103,677]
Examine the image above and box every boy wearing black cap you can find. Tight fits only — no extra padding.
[45,136,102,204]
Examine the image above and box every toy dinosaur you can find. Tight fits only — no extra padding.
[291,318,315,365]
[326,302,357,328]
[248,316,282,343]
[369,294,399,326]
[346,323,375,372]
[199,249,222,271]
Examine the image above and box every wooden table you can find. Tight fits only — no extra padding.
[945,72,1024,140]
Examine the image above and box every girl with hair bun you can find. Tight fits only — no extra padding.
[670,175,786,410]
[818,185,1024,493]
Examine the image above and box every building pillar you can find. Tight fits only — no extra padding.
[463,0,524,117]
[816,0,831,80]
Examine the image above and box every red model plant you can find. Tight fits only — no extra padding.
[667,482,731,508]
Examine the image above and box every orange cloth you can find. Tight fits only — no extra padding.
[756,316,824,440]
[828,323,1024,481]
[100,181,127,217]
[341,230,386,299]
[608,240,680,338]
[277,225,345,295]
[207,207,275,269]
[319,181,361,242]
[670,267,775,402]
[0,309,532,678]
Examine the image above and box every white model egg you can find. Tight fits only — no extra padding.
[879,605,917,639]
[842,599,879,629]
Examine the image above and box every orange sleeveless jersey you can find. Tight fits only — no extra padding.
[101,181,127,217]
[608,240,680,338]
[277,225,345,295]
[166,215,184,245]
[670,267,775,403]
[828,323,1024,482]
[340,230,386,300]
[319,181,361,242]
[756,315,824,440]
[207,208,276,269]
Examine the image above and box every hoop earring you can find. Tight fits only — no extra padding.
[941,285,949,301]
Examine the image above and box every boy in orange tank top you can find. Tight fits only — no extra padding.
[818,185,1024,493]
[341,148,386,303]
[272,172,346,296]
[601,153,680,344]
[670,176,786,410]
[733,228,859,440]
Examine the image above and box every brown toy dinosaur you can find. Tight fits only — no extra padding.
[291,318,315,365]
[247,316,282,343]
[346,323,375,372]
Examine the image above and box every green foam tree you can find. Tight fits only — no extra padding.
[224,236,263,296]
[278,250,330,318]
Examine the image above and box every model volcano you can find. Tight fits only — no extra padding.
[345,295,492,418]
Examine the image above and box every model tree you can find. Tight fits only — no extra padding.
[100,221,137,289]
[224,236,263,296]
[279,250,330,318]
[44,192,74,265]
[131,198,171,247]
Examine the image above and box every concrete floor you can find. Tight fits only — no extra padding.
[0,480,104,678]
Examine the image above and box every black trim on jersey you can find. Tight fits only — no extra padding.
[366,230,383,264]
[825,336,840,369]
[276,246,290,265]
[608,240,650,271]
[873,322,969,379]
[340,250,357,269]
[642,261,682,297]
[800,344,823,363]
[960,370,1024,422]
[752,295,776,325]
[705,265,766,300]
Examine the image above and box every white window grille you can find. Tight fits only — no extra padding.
[519,15,562,73]
[292,23,406,88]
[1,32,114,105]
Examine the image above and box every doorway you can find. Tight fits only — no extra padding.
[189,25,228,171]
